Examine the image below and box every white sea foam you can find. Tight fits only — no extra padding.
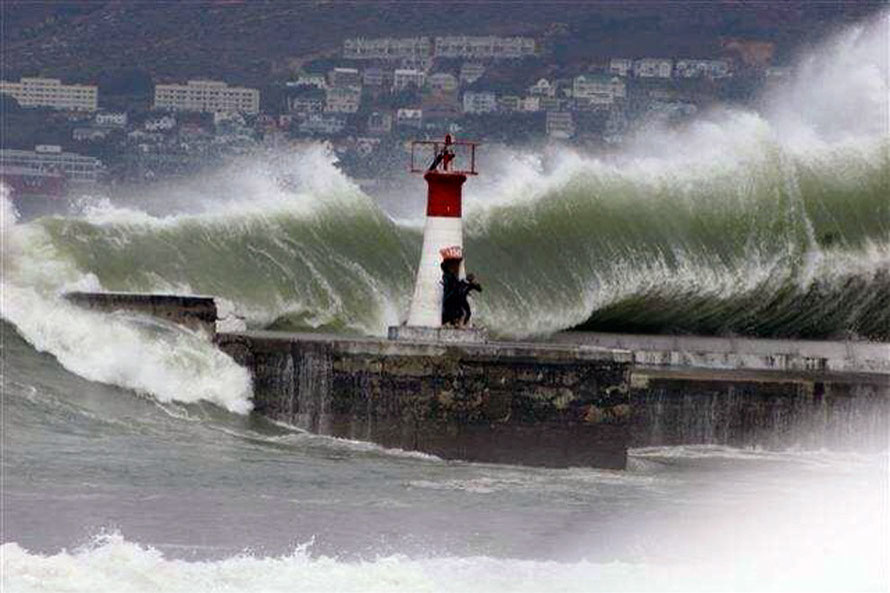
[0,186,253,414]
[2,528,884,593]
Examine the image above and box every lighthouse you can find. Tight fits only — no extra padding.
[389,135,483,341]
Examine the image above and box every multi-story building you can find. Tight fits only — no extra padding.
[545,112,574,139]
[396,108,422,128]
[343,37,432,61]
[634,58,673,78]
[609,59,634,77]
[674,59,732,79]
[328,68,362,88]
[393,69,426,91]
[95,112,128,127]
[572,74,626,108]
[325,86,362,113]
[153,80,260,114]
[0,77,98,111]
[434,36,536,59]
[462,91,497,114]
[0,145,104,184]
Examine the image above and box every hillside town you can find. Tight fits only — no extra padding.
[1,33,789,198]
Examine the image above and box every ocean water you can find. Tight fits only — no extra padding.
[2,12,889,593]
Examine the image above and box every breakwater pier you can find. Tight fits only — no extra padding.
[65,292,890,469]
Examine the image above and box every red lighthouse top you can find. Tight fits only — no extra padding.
[410,134,479,176]
[410,135,479,218]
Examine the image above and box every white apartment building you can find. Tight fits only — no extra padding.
[434,36,536,59]
[634,58,673,78]
[95,112,128,127]
[0,77,98,111]
[288,74,327,89]
[393,69,425,91]
[462,91,497,114]
[343,37,432,60]
[396,108,422,128]
[328,68,361,88]
[573,74,626,107]
[0,145,103,184]
[674,59,732,79]
[154,80,260,114]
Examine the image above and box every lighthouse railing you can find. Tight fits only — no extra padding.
[409,140,479,175]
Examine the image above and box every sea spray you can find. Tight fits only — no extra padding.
[1,188,253,413]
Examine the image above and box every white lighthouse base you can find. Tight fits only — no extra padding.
[388,325,488,344]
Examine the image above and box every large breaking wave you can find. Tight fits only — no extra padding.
[1,13,888,410]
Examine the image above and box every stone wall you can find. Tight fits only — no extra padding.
[630,374,890,451]
[217,332,633,469]
[64,292,217,335]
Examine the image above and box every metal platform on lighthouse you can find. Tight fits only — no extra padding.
[389,135,488,344]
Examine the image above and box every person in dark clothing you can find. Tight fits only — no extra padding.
[457,273,482,325]
[441,259,482,327]
[440,258,463,326]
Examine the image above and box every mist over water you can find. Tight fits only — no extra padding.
[1,12,888,593]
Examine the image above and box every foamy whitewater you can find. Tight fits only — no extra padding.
[2,13,889,593]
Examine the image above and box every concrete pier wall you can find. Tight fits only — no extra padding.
[63,292,889,464]
[64,292,217,335]
[551,332,889,451]
[216,331,633,469]
[630,376,888,451]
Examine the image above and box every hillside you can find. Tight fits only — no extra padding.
[3,1,883,87]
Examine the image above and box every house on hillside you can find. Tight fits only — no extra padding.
[463,91,497,114]
[427,73,459,94]
[573,74,626,108]
[528,78,555,97]
[396,108,422,128]
[634,58,673,78]
[459,63,485,85]
[609,59,633,77]
[546,112,574,139]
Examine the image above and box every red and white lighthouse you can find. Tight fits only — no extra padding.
[404,135,478,328]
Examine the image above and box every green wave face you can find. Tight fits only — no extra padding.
[464,135,889,339]
[19,132,886,341]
